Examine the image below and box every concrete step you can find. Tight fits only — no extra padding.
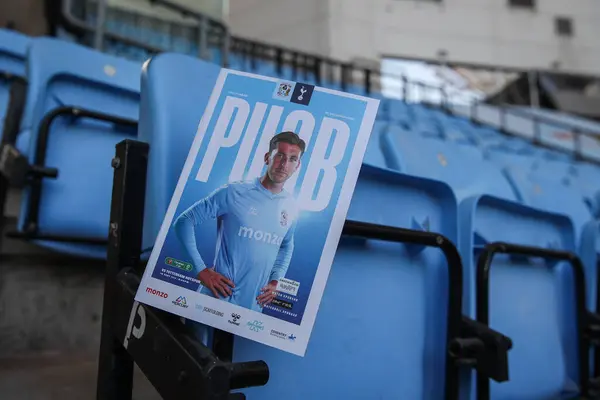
[0,190,161,399]
[0,353,161,400]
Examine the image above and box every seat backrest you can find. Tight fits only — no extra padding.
[363,120,389,168]
[235,163,458,399]
[16,38,142,259]
[439,119,476,144]
[504,166,591,232]
[569,162,600,216]
[386,98,410,126]
[138,53,222,250]
[485,150,538,173]
[20,38,141,147]
[533,158,576,181]
[501,164,598,369]
[461,162,583,399]
[382,131,517,202]
[0,28,30,77]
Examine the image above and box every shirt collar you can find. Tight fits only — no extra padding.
[255,177,287,199]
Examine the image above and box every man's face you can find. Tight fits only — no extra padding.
[265,141,302,184]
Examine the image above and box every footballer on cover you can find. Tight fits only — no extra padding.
[135,68,379,356]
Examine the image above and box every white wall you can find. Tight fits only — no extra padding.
[229,0,600,76]
[228,0,331,56]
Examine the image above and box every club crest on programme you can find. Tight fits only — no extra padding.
[280,210,289,227]
[277,82,292,98]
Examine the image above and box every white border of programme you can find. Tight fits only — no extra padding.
[135,68,380,356]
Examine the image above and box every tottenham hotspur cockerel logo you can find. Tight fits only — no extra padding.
[280,210,289,227]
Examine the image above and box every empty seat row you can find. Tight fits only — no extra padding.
[1,29,600,399]
[138,52,600,400]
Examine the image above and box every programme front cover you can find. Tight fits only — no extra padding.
[135,68,379,356]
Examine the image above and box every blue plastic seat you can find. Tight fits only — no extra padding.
[363,121,389,168]
[139,52,460,399]
[0,28,30,144]
[485,150,538,172]
[0,28,29,77]
[382,133,511,202]
[412,118,441,138]
[503,165,598,306]
[382,132,584,399]
[440,120,476,145]
[236,164,457,399]
[569,162,600,217]
[374,97,391,122]
[386,98,411,127]
[14,38,142,259]
[482,136,537,155]
[532,157,576,184]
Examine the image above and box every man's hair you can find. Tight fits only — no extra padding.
[269,131,306,155]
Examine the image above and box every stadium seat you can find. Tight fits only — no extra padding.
[138,52,461,399]
[533,157,576,179]
[236,163,458,400]
[502,165,598,309]
[137,53,221,250]
[386,98,411,127]
[382,132,584,399]
[381,133,513,202]
[485,150,539,173]
[0,28,30,145]
[440,119,476,145]
[481,136,536,155]
[362,120,389,168]
[569,162,600,217]
[11,37,142,259]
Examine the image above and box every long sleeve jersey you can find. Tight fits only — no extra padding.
[173,178,298,311]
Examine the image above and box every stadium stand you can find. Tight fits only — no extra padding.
[2,0,600,398]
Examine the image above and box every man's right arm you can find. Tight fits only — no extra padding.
[172,185,229,275]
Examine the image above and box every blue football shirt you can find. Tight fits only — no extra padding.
[173,177,298,311]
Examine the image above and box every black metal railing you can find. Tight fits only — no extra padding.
[476,242,600,399]
[0,74,28,252]
[56,0,600,166]
[1,105,138,245]
[97,139,271,400]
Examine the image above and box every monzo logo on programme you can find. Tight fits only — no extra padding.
[146,287,168,299]
[238,226,283,246]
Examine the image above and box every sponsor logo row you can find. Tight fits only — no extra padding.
[145,286,297,342]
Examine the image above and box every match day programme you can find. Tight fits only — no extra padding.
[134,68,379,355]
